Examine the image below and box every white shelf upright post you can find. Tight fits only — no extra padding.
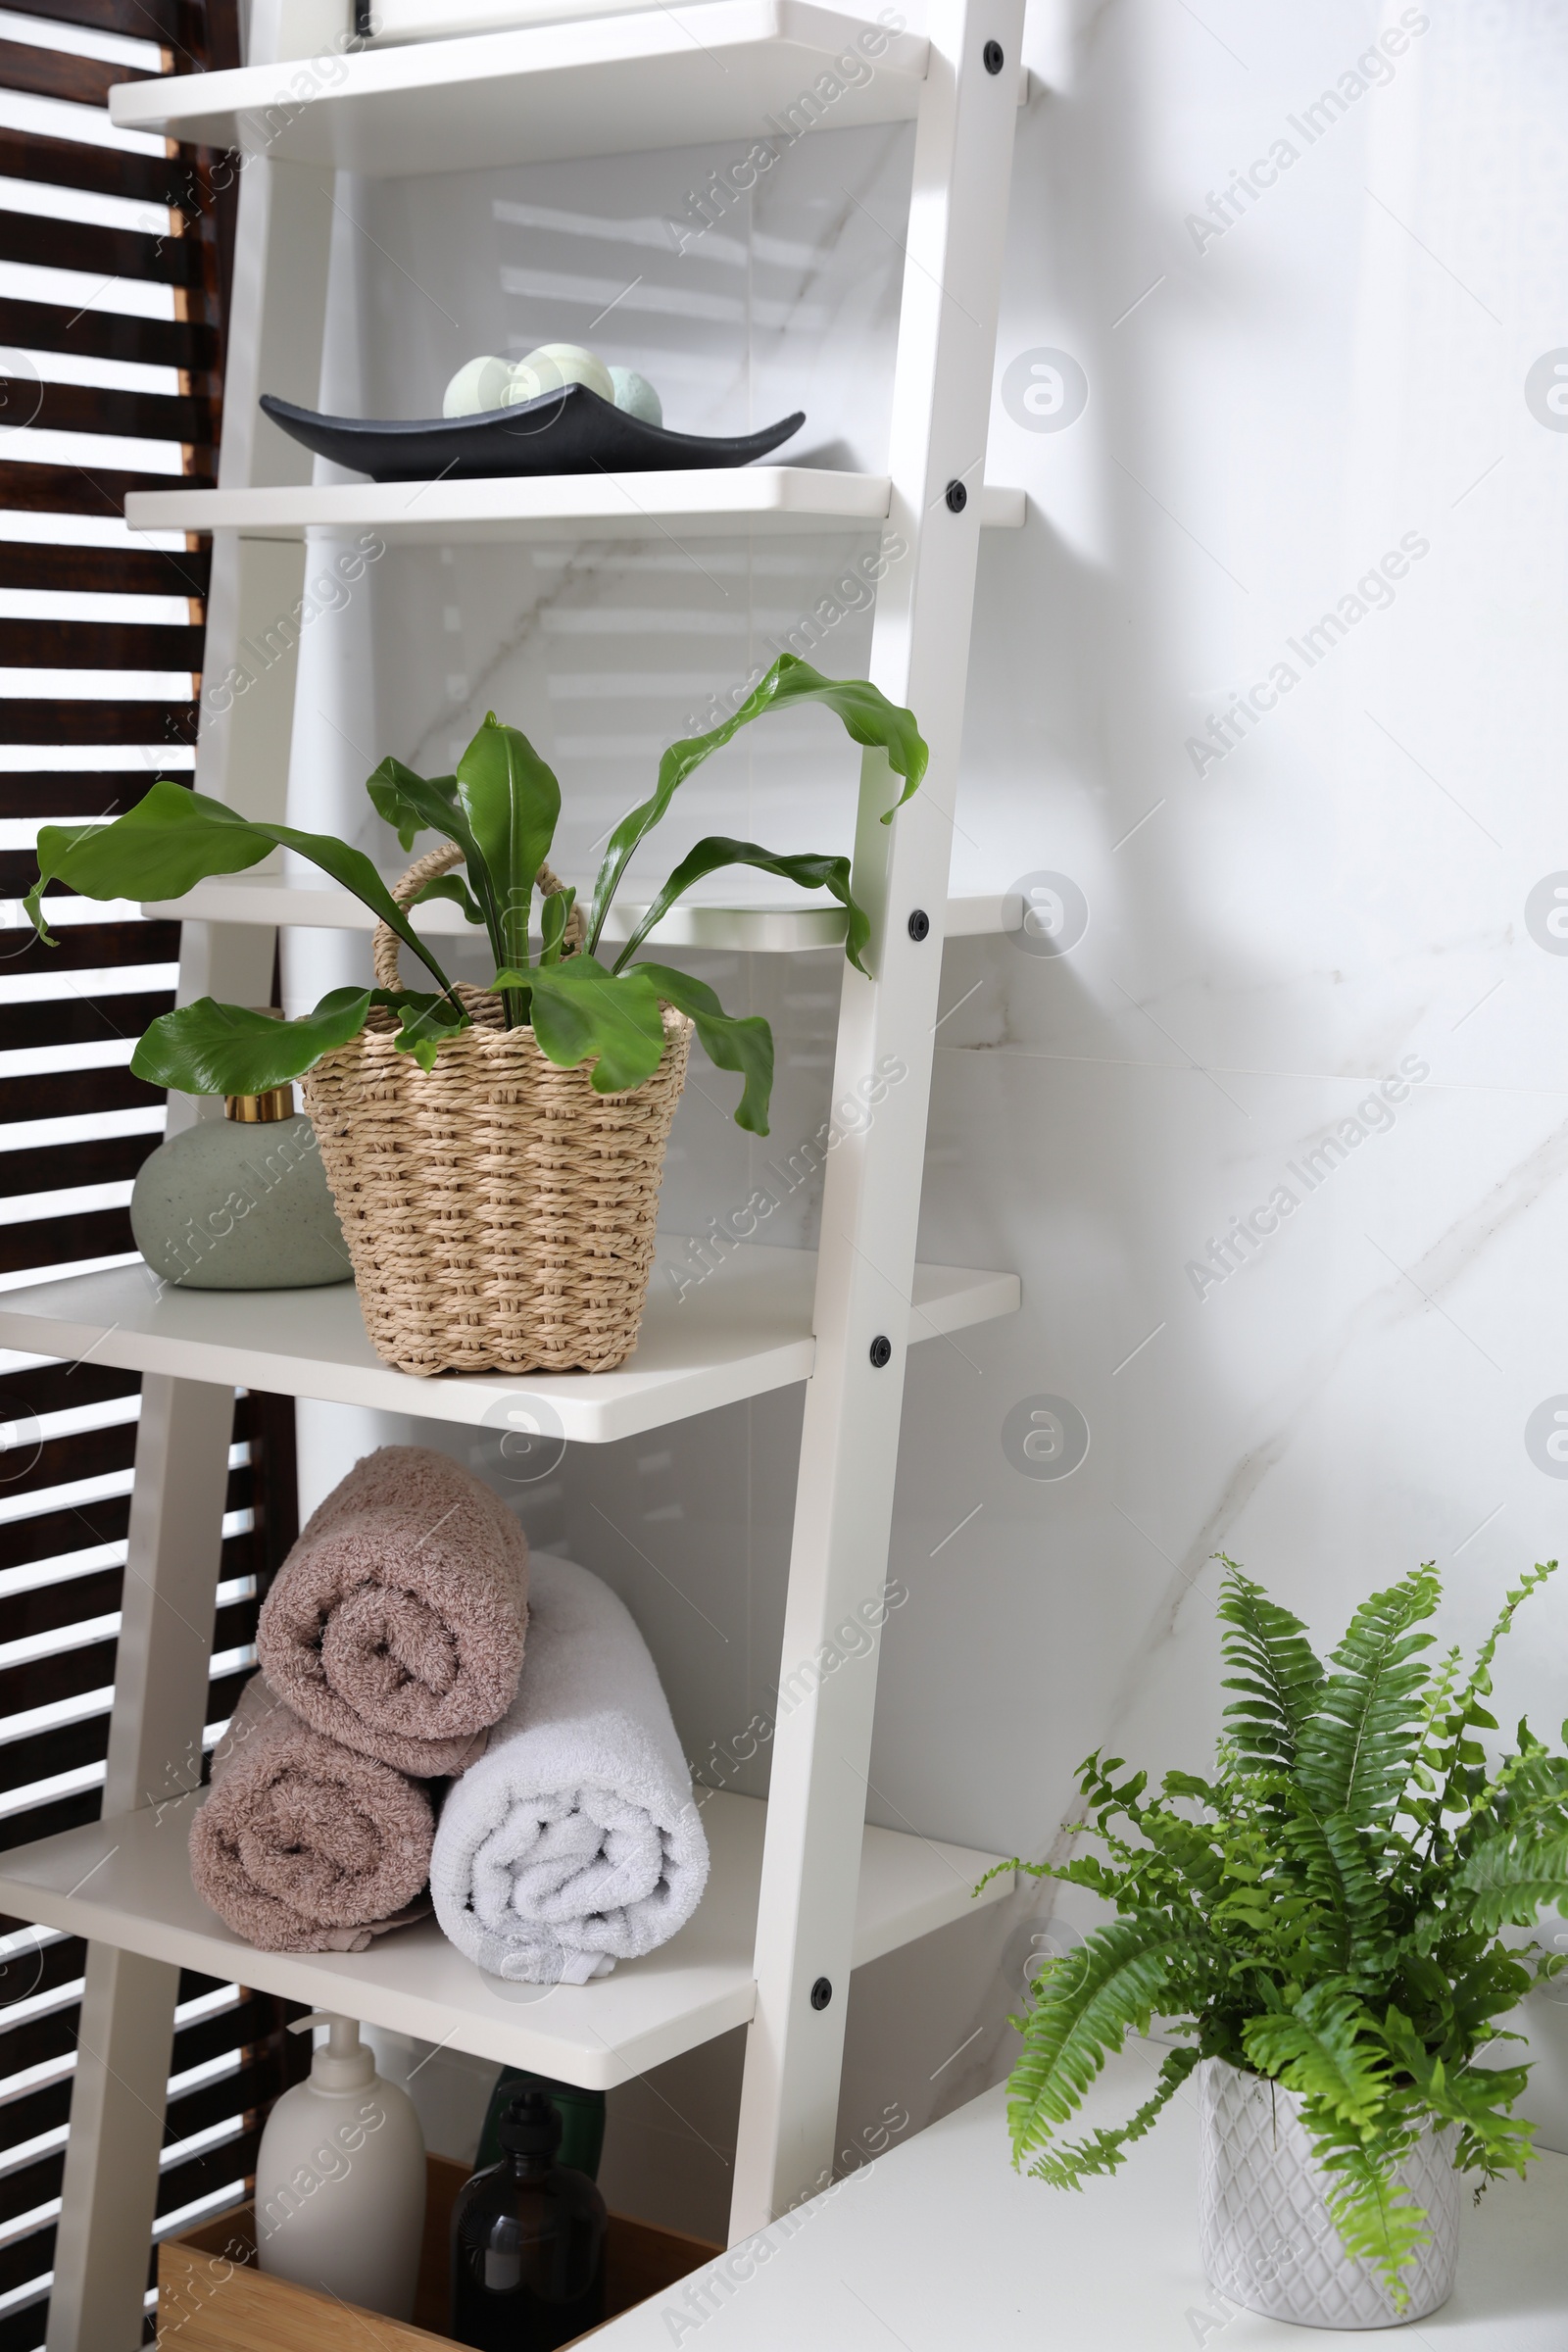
[45,1380,236,2352]
[729,0,1024,2237]
[45,14,336,2338]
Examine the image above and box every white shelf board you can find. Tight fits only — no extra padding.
[584,2049,1568,2346]
[122,472,1024,544]
[108,1,931,175]
[0,1246,1019,1443]
[0,1789,1012,2090]
[144,873,1018,954]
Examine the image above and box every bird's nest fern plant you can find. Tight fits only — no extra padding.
[985,1557,1568,2305]
[24,654,925,1136]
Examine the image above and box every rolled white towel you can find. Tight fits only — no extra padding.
[430,1552,709,1984]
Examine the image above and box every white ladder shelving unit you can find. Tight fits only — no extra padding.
[0,1,1026,2341]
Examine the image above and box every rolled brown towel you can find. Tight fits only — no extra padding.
[256,1446,529,1776]
[189,1674,432,1953]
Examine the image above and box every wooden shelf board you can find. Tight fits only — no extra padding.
[0,1790,1013,2090]
[144,874,1018,954]
[122,473,1024,543]
[108,1,932,175]
[0,1248,1020,1443]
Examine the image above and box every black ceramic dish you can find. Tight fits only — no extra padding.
[259,385,806,483]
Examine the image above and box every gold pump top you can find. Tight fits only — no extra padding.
[225,1087,294,1124]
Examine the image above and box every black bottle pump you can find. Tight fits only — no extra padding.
[450,2089,608,2350]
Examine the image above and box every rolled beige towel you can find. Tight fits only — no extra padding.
[189,1674,432,1953]
[257,1446,529,1776]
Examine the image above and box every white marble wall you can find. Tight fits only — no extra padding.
[285,0,1568,2233]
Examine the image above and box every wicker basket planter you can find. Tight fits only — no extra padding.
[300,849,692,1378]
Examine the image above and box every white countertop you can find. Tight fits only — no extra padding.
[599,2047,1568,2347]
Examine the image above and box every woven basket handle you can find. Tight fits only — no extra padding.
[373,840,586,990]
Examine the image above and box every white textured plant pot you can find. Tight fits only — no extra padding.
[1197,2057,1461,2328]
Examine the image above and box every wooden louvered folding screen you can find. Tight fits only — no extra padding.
[0,5,307,2342]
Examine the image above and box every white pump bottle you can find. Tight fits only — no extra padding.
[253,2012,426,2319]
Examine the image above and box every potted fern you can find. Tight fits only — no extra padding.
[990,1557,1568,2328]
[25,654,924,1378]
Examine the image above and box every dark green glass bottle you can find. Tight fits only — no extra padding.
[450,2090,607,2351]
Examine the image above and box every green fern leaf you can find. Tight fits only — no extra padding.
[1141,1810,1229,1903]
[1315,2136,1432,2307]
[1007,1918,1208,2167]
[1453,1828,1568,1932]
[1444,1946,1535,2043]
[1379,2009,1535,2171]
[1283,1804,1392,1976]
[1466,1740,1568,1838]
[1241,1984,1389,2128]
[1217,1560,1326,1772]
[1024,2046,1200,2187]
[1456,1563,1556,1724]
[1295,1569,1441,1829]
[1322,1814,1394,1971]
[1422,1564,1559,1841]
[1403,1642,1463,1831]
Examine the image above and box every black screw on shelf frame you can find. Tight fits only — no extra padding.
[945,479,967,513]
[907,908,930,941]
[810,1977,833,2010]
[869,1336,893,1368]
[983,39,1004,72]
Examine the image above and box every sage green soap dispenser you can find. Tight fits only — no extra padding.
[129,1082,352,1289]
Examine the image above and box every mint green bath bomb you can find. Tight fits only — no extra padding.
[508,344,614,405]
[443,355,513,416]
[609,367,662,427]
